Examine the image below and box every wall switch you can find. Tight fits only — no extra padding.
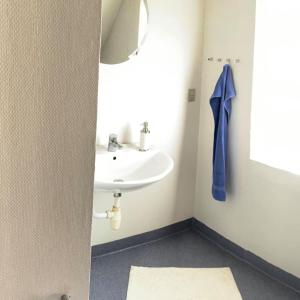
[188,88,196,102]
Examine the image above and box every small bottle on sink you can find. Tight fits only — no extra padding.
[139,122,150,151]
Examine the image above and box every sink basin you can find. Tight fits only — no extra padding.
[94,145,174,192]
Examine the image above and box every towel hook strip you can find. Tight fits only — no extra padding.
[207,57,240,63]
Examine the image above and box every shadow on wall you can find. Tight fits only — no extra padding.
[174,74,202,219]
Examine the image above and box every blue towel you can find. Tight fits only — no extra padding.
[210,64,236,201]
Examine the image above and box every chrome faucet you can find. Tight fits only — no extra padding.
[108,134,122,152]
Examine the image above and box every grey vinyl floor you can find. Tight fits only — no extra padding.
[90,229,300,300]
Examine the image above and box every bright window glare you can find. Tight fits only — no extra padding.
[251,0,300,175]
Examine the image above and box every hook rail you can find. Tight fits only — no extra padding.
[207,57,240,63]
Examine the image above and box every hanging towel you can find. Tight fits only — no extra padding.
[210,64,236,201]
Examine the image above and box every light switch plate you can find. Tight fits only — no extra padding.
[188,88,196,102]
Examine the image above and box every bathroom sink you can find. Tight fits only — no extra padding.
[94,145,174,192]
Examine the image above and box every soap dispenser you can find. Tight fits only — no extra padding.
[139,122,150,151]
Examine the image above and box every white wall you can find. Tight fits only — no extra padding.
[92,0,204,245]
[194,0,300,277]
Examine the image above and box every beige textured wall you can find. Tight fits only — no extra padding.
[0,1,101,299]
[195,0,300,277]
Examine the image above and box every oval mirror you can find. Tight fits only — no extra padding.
[100,0,149,65]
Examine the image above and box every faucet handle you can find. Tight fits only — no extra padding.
[109,133,118,140]
[108,133,122,150]
[109,133,118,141]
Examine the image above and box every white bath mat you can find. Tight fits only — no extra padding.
[126,267,242,300]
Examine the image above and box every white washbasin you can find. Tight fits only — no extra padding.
[94,145,174,192]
